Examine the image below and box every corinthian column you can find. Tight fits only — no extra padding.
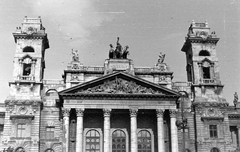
[170,110,178,152]
[62,108,71,152]
[130,109,138,152]
[156,109,165,152]
[103,109,111,152]
[76,108,84,152]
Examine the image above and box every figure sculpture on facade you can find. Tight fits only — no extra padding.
[234,92,238,108]
[115,37,123,58]
[109,44,115,59]
[122,45,129,59]
[158,52,165,64]
[72,49,79,62]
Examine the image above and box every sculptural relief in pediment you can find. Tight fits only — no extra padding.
[77,78,164,95]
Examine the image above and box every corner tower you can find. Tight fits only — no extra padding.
[181,21,230,152]
[2,16,49,152]
[181,20,225,103]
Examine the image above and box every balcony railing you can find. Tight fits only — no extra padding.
[17,75,35,81]
[201,79,215,84]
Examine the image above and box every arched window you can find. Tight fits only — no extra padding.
[85,129,100,152]
[15,147,25,152]
[45,149,54,152]
[199,50,210,56]
[138,130,152,152]
[23,46,34,52]
[211,147,220,152]
[112,130,126,152]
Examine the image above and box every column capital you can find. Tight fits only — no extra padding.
[76,108,84,117]
[103,109,111,117]
[129,109,138,117]
[156,109,165,118]
[169,109,178,118]
[62,108,71,117]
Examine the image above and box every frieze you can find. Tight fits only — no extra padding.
[5,99,42,106]
[79,78,164,95]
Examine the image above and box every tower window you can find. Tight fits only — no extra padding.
[23,46,34,52]
[202,67,210,79]
[199,50,210,56]
[23,63,31,76]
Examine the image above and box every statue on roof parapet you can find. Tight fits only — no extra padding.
[72,49,79,62]
[109,37,129,59]
[158,52,165,64]
[234,92,238,108]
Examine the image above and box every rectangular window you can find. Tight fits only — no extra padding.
[203,67,210,79]
[17,124,27,138]
[209,125,218,138]
[230,126,239,145]
[46,127,55,139]
[181,128,189,140]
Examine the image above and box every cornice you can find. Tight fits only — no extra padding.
[61,93,178,100]
[5,99,42,106]
[193,102,229,108]
[187,37,219,44]
[228,114,240,119]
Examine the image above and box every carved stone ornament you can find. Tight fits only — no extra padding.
[79,78,164,95]
[71,74,80,81]
[76,108,84,117]
[62,108,70,117]
[169,110,178,118]
[159,76,167,82]
[18,106,28,115]
[129,109,138,117]
[156,109,164,118]
[103,109,112,117]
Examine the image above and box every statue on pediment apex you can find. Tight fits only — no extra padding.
[108,37,129,59]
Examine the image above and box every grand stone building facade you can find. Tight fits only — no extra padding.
[0,17,240,152]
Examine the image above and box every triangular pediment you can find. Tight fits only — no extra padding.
[59,72,180,98]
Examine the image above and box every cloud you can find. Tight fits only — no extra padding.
[28,0,112,47]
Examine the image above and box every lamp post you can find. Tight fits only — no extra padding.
[176,91,189,152]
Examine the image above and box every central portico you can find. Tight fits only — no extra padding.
[59,68,180,152]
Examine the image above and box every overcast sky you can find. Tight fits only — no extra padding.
[0,0,239,104]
